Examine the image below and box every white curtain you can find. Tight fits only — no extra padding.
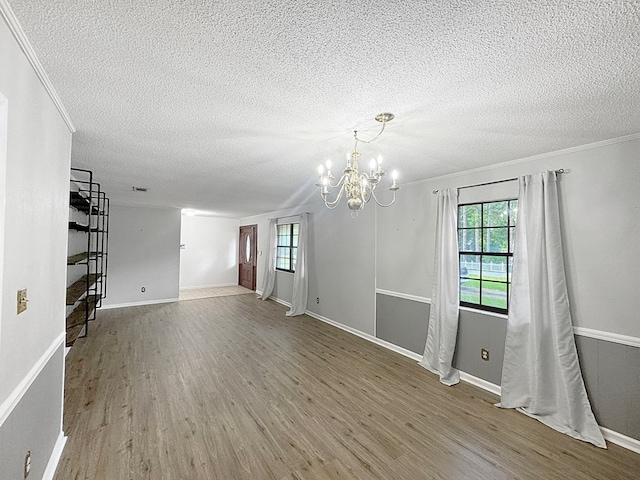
[419,188,460,386]
[286,213,309,316]
[500,171,605,448]
[259,218,277,301]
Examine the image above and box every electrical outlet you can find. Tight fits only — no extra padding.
[316,297,320,304]
[481,348,490,361]
[24,450,31,478]
[17,289,28,315]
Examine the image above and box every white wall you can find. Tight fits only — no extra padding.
[0,14,72,478]
[103,205,181,307]
[377,135,640,339]
[0,21,72,403]
[241,197,376,335]
[179,215,239,289]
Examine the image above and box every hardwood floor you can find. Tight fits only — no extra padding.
[56,295,639,479]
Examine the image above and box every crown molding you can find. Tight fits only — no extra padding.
[404,132,640,189]
[0,0,76,133]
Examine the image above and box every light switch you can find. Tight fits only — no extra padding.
[17,288,28,315]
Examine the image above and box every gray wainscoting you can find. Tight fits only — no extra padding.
[375,294,428,355]
[576,336,640,441]
[375,292,640,442]
[0,344,64,479]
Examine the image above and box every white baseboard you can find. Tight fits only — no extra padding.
[0,332,65,427]
[601,427,640,454]
[304,309,423,361]
[100,298,179,310]
[42,431,67,480]
[458,371,502,396]
[271,297,291,308]
[179,283,237,291]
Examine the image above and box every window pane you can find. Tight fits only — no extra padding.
[481,281,507,310]
[459,204,481,228]
[277,224,291,247]
[483,227,508,253]
[460,277,479,304]
[483,201,509,227]
[292,227,299,247]
[460,254,480,279]
[459,228,481,252]
[276,247,290,270]
[481,256,507,282]
[509,200,518,226]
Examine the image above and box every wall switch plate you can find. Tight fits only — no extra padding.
[17,289,28,315]
[481,348,490,361]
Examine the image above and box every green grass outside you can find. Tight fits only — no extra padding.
[461,292,507,309]
[461,278,508,292]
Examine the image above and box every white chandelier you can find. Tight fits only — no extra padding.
[316,113,399,214]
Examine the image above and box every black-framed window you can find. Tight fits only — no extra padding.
[276,223,299,272]
[458,199,517,314]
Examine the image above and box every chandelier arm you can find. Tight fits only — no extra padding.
[321,183,346,208]
[370,188,397,208]
[328,174,347,189]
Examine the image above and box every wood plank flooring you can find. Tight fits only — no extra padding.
[56,295,640,479]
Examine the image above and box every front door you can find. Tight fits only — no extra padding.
[239,224,257,290]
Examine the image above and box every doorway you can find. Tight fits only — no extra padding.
[239,224,257,291]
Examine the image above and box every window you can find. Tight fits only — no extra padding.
[276,223,299,272]
[458,200,517,314]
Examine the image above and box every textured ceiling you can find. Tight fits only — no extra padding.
[9,0,640,217]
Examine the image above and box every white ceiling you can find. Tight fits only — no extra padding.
[9,0,640,218]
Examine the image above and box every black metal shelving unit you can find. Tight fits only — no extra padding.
[66,168,110,347]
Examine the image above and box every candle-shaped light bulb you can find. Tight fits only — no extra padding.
[377,154,384,173]
[389,170,400,191]
[326,160,332,170]
[369,159,376,175]
[318,164,324,175]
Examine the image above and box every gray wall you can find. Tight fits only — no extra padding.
[1,13,71,478]
[576,336,640,440]
[377,138,640,338]
[0,345,64,480]
[375,137,640,442]
[241,198,376,335]
[103,205,181,307]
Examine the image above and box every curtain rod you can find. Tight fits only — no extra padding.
[267,212,310,221]
[432,169,565,194]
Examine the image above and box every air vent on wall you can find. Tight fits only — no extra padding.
[132,186,148,192]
